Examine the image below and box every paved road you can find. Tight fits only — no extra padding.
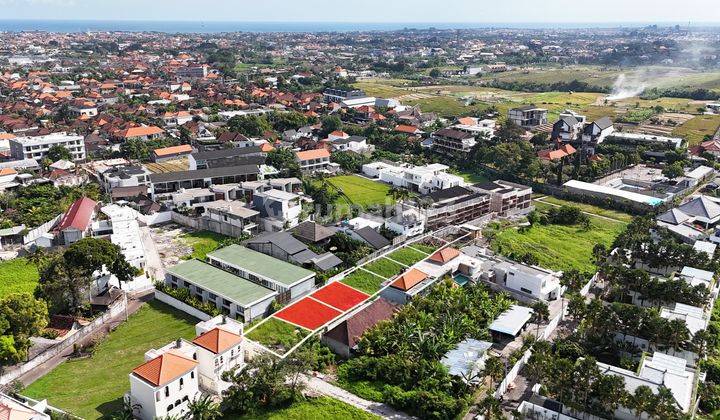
[302,374,414,419]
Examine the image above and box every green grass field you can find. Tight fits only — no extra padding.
[490,215,626,273]
[0,258,39,298]
[409,243,438,254]
[179,230,229,260]
[23,301,198,419]
[452,169,489,184]
[362,258,405,278]
[386,247,427,266]
[229,396,380,420]
[342,270,385,295]
[535,196,634,223]
[246,318,308,354]
[326,175,394,208]
[672,115,720,146]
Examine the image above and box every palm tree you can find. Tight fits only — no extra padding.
[110,399,141,420]
[629,385,654,419]
[478,393,503,419]
[186,395,221,420]
[483,356,505,389]
[531,301,550,338]
[387,187,410,203]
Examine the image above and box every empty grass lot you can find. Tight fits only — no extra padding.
[23,301,198,419]
[0,258,39,298]
[178,230,229,260]
[534,196,634,223]
[342,270,385,295]
[326,175,394,208]
[362,258,405,278]
[386,247,428,266]
[490,216,626,273]
[246,317,308,354]
[228,396,380,420]
[410,243,439,254]
[672,114,720,146]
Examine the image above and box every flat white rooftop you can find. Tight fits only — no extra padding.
[564,179,665,206]
[489,304,534,336]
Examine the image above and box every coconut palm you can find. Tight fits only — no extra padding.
[531,301,550,338]
[483,356,505,389]
[478,393,503,419]
[186,395,221,420]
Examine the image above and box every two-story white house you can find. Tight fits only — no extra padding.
[129,347,200,420]
[192,316,245,394]
[252,189,302,232]
[491,261,563,301]
[295,149,331,172]
[128,316,246,420]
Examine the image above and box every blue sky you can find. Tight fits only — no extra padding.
[1,0,719,23]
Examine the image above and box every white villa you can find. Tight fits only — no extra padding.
[128,316,245,420]
[362,161,464,194]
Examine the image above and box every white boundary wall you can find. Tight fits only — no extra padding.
[154,290,211,321]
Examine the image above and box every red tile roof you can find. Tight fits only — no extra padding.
[296,148,330,161]
[192,328,242,354]
[153,144,192,157]
[428,247,460,264]
[395,124,422,134]
[132,352,198,387]
[57,197,97,232]
[390,268,429,291]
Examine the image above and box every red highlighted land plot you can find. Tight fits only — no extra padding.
[274,297,342,330]
[311,281,369,311]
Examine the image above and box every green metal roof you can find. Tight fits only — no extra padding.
[208,244,315,286]
[167,259,276,307]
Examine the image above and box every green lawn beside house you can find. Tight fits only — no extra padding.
[386,247,427,266]
[246,317,308,354]
[325,175,394,208]
[23,301,198,419]
[0,258,39,298]
[362,258,405,279]
[341,270,385,295]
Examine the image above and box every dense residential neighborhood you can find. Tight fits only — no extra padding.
[1,6,720,420]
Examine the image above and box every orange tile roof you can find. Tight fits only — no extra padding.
[390,268,429,291]
[260,143,275,152]
[429,247,460,264]
[120,126,164,138]
[296,148,330,161]
[0,133,16,140]
[192,328,242,354]
[395,124,422,134]
[0,168,17,176]
[153,144,192,157]
[456,117,476,125]
[132,352,197,387]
